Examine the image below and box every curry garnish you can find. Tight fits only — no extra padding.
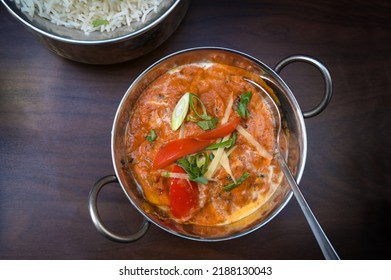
[206,132,237,150]
[236,91,253,119]
[188,93,218,130]
[171,92,190,131]
[176,152,209,184]
[223,173,251,191]
[146,129,157,142]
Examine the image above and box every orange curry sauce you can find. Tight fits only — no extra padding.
[126,62,284,226]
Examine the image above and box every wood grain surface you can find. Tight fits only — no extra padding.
[0,0,390,260]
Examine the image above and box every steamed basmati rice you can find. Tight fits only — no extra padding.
[11,0,164,34]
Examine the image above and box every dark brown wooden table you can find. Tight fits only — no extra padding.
[0,0,389,260]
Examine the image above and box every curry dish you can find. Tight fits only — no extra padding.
[125,62,286,226]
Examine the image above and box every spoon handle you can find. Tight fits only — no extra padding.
[276,153,340,260]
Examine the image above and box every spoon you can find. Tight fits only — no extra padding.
[245,78,340,260]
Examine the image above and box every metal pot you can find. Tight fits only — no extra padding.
[89,47,332,242]
[1,0,190,64]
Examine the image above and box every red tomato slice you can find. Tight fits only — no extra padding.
[196,117,240,140]
[152,117,240,170]
[169,165,199,219]
[152,138,212,170]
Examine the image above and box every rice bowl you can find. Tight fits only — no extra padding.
[1,0,190,64]
[10,0,165,34]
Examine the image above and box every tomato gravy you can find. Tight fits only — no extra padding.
[125,62,285,226]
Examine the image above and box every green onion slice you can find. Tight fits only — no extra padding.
[171,92,190,131]
[188,93,219,130]
[207,132,237,150]
[189,93,210,120]
[223,172,250,191]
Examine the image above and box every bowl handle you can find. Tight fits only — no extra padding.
[88,175,149,242]
[274,55,332,118]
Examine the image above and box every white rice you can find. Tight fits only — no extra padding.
[11,0,164,34]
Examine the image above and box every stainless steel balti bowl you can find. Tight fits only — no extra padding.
[89,47,332,242]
